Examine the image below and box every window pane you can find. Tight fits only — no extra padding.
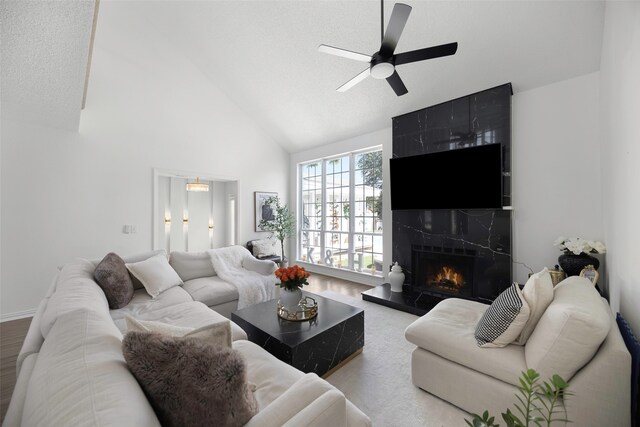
[298,150,382,275]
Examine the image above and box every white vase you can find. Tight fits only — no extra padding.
[279,288,302,312]
[388,262,405,293]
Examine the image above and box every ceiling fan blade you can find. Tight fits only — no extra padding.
[318,44,372,63]
[379,3,412,57]
[386,71,408,96]
[337,68,371,92]
[393,42,458,66]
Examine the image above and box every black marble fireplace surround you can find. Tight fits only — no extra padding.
[363,83,513,315]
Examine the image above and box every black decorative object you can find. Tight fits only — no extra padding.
[616,312,640,427]
[318,0,457,96]
[558,253,600,277]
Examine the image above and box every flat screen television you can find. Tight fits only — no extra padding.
[390,143,503,210]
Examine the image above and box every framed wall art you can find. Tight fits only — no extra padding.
[255,191,277,231]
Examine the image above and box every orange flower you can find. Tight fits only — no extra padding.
[274,264,311,290]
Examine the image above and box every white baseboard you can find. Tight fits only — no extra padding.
[1,308,36,322]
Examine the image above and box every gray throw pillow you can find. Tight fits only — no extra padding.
[122,331,258,427]
[93,252,134,309]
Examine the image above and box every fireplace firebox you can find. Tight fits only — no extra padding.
[412,248,476,299]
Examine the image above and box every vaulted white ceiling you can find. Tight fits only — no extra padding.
[2,1,605,152]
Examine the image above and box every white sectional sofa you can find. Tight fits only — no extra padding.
[3,250,371,426]
[405,276,631,426]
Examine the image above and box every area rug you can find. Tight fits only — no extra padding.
[320,291,469,426]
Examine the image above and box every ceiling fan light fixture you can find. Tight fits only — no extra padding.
[370,62,395,79]
[318,1,458,96]
[186,177,209,192]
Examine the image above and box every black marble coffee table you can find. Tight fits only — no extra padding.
[231,291,364,377]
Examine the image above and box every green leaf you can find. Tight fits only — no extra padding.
[519,377,529,390]
[526,368,541,383]
[551,374,569,389]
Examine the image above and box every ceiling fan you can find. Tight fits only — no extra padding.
[318,0,458,96]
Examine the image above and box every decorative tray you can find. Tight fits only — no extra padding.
[277,296,318,321]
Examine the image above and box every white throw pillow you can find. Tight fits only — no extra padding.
[124,316,231,348]
[474,283,530,348]
[514,267,554,345]
[125,254,183,298]
[169,251,216,281]
[252,238,281,258]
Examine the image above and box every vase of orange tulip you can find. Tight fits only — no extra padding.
[275,265,310,312]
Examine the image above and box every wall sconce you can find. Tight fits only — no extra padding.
[183,217,189,224]
[208,221,215,231]
[165,216,171,224]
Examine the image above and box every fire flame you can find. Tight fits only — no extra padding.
[433,266,464,287]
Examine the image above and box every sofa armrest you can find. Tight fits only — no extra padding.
[242,256,277,276]
[282,390,347,427]
[16,296,48,375]
[245,373,347,427]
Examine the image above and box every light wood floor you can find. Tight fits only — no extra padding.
[0,274,371,423]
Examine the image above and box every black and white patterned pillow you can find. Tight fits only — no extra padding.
[475,283,530,348]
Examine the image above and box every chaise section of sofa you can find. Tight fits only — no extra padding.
[405,276,631,427]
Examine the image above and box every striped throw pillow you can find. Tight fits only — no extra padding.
[475,283,530,348]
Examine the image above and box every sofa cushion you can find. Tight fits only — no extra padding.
[404,298,526,385]
[525,276,610,381]
[233,340,305,409]
[245,373,347,427]
[475,283,530,348]
[125,315,232,349]
[122,331,258,427]
[169,251,216,281]
[40,259,111,339]
[109,287,194,327]
[515,267,554,345]
[182,276,239,307]
[136,300,248,341]
[22,309,160,427]
[93,252,134,309]
[126,254,183,298]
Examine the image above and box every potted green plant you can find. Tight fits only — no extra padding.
[465,369,571,427]
[259,195,295,266]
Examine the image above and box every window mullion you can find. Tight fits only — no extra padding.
[348,153,356,270]
[297,164,302,262]
[320,160,326,265]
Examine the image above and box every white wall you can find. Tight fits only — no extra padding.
[599,1,640,333]
[512,72,603,285]
[290,127,390,286]
[0,2,289,318]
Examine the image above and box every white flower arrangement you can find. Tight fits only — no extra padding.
[554,236,606,255]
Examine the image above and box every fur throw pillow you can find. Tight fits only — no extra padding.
[122,331,258,427]
[93,252,134,309]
